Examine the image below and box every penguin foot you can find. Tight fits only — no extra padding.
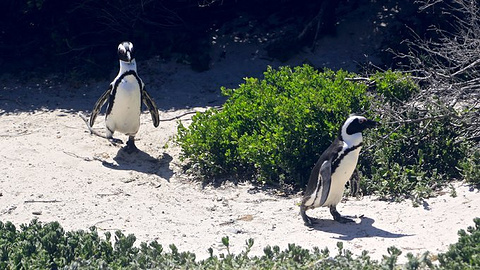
[330,206,355,224]
[300,205,315,227]
[108,137,124,145]
[333,215,355,224]
[124,136,138,154]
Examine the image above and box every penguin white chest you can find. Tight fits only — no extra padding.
[323,146,361,206]
[106,75,141,135]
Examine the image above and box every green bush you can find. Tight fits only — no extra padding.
[0,219,427,269]
[459,148,480,186]
[4,218,480,269]
[370,70,419,104]
[177,65,371,187]
[0,219,198,270]
[439,218,480,269]
[177,65,475,201]
[359,115,469,202]
[359,71,473,201]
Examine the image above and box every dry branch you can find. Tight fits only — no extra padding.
[386,0,480,141]
[78,112,108,139]
[159,111,200,122]
[385,113,458,125]
[24,199,61,203]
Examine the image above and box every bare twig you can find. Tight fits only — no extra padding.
[96,189,125,197]
[159,111,200,122]
[0,205,17,215]
[93,218,114,227]
[24,199,61,203]
[0,130,32,137]
[160,107,221,121]
[63,151,95,162]
[78,112,108,139]
[384,0,480,142]
[466,135,480,141]
[385,113,458,125]
[345,77,373,82]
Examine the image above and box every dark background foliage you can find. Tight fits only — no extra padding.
[0,0,461,77]
[0,0,335,75]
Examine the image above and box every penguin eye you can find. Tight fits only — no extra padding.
[358,118,365,124]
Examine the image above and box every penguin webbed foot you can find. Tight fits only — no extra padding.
[300,205,316,227]
[124,136,139,154]
[330,206,355,224]
[334,215,355,224]
[108,137,124,146]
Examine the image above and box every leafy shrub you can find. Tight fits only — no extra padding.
[359,115,469,202]
[370,70,419,104]
[352,70,477,201]
[439,218,480,269]
[6,218,480,269]
[361,75,477,202]
[459,148,480,186]
[0,219,199,270]
[0,219,445,269]
[178,64,475,201]
[177,65,371,187]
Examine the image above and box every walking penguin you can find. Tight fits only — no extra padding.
[89,41,160,153]
[300,115,377,226]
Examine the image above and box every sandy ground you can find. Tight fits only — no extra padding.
[1,12,480,264]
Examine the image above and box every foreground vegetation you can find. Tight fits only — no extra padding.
[1,218,479,269]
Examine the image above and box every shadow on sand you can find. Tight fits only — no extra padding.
[100,147,174,181]
[310,216,412,241]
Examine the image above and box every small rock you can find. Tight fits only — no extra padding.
[226,227,243,234]
[237,214,253,221]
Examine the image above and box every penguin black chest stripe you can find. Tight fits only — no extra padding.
[331,142,363,174]
[107,70,143,116]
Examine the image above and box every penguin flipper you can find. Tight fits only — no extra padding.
[89,85,112,127]
[318,160,332,206]
[141,87,160,127]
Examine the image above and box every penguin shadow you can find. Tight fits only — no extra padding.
[101,147,174,181]
[310,216,412,241]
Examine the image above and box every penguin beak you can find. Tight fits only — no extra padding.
[365,119,378,129]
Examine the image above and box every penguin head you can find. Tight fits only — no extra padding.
[118,41,135,63]
[340,115,377,145]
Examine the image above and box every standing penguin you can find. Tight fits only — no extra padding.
[89,41,160,153]
[300,115,377,226]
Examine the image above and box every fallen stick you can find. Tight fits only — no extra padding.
[24,199,61,203]
[385,113,458,125]
[93,218,114,227]
[78,112,108,139]
[63,151,95,162]
[159,111,199,121]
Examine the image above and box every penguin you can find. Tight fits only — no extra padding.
[300,115,377,226]
[89,41,160,153]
